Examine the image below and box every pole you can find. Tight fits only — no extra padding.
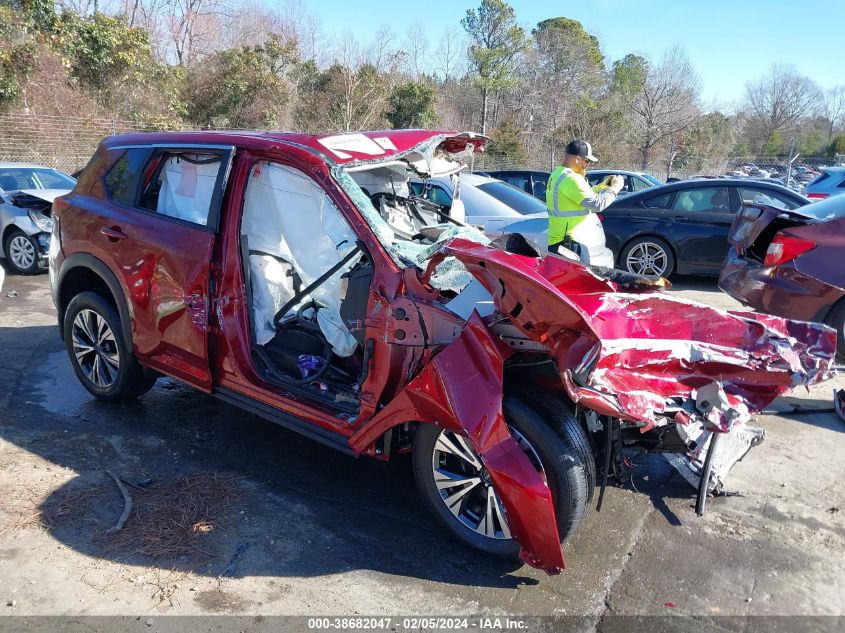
[785,138,798,188]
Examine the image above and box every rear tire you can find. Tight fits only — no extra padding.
[826,300,845,363]
[620,236,675,277]
[412,393,592,560]
[64,291,156,402]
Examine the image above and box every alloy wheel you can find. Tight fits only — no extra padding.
[9,235,36,270]
[625,242,668,276]
[430,428,544,540]
[71,309,120,388]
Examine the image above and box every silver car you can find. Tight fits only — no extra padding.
[586,169,662,197]
[802,166,845,201]
[410,174,615,267]
[0,163,75,274]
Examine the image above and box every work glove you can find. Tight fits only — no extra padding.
[607,175,624,194]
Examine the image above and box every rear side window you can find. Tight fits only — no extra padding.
[739,187,802,210]
[632,176,651,192]
[476,181,547,215]
[673,187,730,212]
[104,149,149,206]
[138,151,225,226]
[642,192,674,209]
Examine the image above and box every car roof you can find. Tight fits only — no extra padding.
[588,169,650,177]
[103,129,486,167]
[613,178,807,203]
[0,162,56,169]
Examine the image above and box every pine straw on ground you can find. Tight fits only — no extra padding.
[0,483,109,537]
[95,472,240,562]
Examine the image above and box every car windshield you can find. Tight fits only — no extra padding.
[473,181,547,215]
[0,167,76,191]
[643,174,663,186]
[798,195,845,221]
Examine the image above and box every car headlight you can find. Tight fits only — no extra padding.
[27,210,54,232]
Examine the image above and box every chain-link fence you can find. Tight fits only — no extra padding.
[0,112,160,174]
[1,111,843,190]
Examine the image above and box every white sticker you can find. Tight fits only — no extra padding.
[373,136,398,151]
[318,133,385,157]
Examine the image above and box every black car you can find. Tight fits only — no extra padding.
[602,179,808,277]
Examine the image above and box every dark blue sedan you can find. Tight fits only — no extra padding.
[602,179,808,277]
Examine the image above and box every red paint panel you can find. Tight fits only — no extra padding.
[439,239,836,431]
[352,314,564,574]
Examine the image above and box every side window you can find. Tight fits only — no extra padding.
[139,151,226,226]
[426,185,453,207]
[586,173,601,188]
[672,187,730,212]
[739,187,801,210]
[632,176,651,192]
[504,175,529,192]
[642,192,674,209]
[104,149,149,206]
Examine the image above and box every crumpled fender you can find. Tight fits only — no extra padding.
[351,312,565,574]
[431,239,836,432]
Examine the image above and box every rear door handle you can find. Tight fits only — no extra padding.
[100,226,128,241]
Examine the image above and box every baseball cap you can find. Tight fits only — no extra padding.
[565,139,598,163]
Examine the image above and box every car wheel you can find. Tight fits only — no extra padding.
[620,236,675,277]
[63,291,156,402]
[826,300,845,363]
[4,229,40,275]
[412,394,592,560]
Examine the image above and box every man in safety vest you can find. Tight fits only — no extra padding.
[546,139,623,265]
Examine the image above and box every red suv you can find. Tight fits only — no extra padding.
[50,130,835,574]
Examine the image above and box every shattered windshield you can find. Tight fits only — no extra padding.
[332,167,490,292]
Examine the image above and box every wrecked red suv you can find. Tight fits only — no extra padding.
[50,130,835,574]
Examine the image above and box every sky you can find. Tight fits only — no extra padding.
[293,0,845,108]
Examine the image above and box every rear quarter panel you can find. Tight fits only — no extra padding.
[601,203,664,259]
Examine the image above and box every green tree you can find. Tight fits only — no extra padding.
[0,41,35,112]
[533,17,603,70]
[486,114,526,164]
[828,134,845,157]
[461,0,526,134]
[59,11,158,95]
[185,34,297,128]
[761,130,783,155]
[611,54,648,99]
[387,81,438,129]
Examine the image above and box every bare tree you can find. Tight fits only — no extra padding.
[745,64,822,138]
[821,86,845,143]
[402,24,429,80]
[624,45,702,170]
[434,26,464,84]
[166,0,228,66]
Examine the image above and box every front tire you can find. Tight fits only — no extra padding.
[412,394,592,560]
[4,229,40,275]
[63,291,156,401]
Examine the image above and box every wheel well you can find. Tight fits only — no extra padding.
[617,234,677,269]
[2,224,23,251]
[57,267,117,328]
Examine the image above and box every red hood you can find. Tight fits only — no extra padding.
[432,239,836,431]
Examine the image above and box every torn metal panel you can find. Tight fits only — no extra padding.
[350,314,564,574]
[434,238,836,432]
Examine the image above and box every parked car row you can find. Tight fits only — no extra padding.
[477,167,842,361]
